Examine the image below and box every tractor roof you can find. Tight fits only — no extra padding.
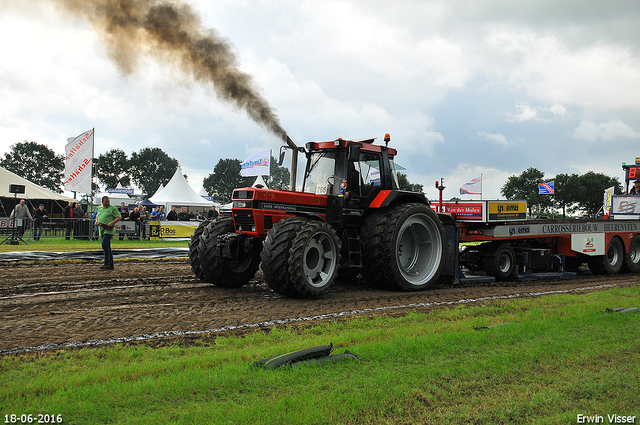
[305,138,397,155]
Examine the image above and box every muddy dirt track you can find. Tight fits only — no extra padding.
[1,259,639,354]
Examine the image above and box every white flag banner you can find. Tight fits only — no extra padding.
[460,175,482,195]
[64,129,94,193]
[240,150,270,177]
[603,186,614,214]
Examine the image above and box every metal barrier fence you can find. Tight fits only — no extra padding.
[0,217,147,241]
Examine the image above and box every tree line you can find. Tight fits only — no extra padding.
[501,167,623,217]
[2,141,622,214]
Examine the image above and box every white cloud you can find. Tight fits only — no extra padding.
[476,131,518,147]
[572,120,640,142]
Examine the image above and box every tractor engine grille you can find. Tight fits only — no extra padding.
[233,210,256,232]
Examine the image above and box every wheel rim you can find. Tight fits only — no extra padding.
[630,242,640,264]
[227,257,254,273]
[303,231,338,287]
[499,252,512,273]
[607,244,620,266]
[396,213,443,285]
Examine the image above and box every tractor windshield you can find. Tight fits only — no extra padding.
[303,150,347,196]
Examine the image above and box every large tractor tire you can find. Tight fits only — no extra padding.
[288,220,341,297]
[588,237,624,275]
[260,217,309,296]
[360,203,445,291]
[197,218,261,287]
[622,235,640,273]
[188,218,211,282]
[482,243,518,280]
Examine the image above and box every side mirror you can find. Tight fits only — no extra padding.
[349,144,361,162]
[278,146,287,166]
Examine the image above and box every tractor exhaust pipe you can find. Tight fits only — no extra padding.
[284,134,298,192]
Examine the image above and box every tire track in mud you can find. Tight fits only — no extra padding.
[1,261,639,354]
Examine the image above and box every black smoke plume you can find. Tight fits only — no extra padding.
[50,0,286,138]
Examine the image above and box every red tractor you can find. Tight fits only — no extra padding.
[189,134,446,297]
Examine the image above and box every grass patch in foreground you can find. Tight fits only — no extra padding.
[0,237,187,253]
[1,287,639,424]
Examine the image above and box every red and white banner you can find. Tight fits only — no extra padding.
[64,129,94,193]
[459,175,482,195]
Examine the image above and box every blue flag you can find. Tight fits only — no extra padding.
[538,181,555,194]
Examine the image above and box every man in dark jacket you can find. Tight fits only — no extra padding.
[33,204,48,241]
[177,208,190,221]
[207,205,219,219]
[63,201,74,240]
[167,206,178,221]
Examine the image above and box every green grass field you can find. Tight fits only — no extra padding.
[0,237,187,253]
[2,287,639,424]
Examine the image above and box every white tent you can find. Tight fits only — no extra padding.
[252,175,268,188]
[149,167,213,209]
[0,166,75,217]
[0,166,75,201]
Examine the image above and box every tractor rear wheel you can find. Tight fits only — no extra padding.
[361,203,445,291]
[288,220,341,297]
[197,218,260,287]
[261,217,309,296]
[588,237,624,275]
[188,218,211,282]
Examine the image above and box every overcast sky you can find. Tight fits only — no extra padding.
[1,0,639,199]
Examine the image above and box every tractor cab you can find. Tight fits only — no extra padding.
[301,137,401,209]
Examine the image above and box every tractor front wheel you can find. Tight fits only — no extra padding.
[288,220,341,297]
[197,218,260,287]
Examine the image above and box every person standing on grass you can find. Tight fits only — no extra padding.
[33,204,48,241]
[95,196,122,270]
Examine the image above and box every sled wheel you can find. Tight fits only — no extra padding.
[261,217,309,296]
[198,218,260,287]
[288,220,341,297]
[483,243,517,280]
[589,237,624,275]
[188,219,211,281]
[361,203,445,291]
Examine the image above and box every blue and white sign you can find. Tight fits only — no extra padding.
[240,150,270,177]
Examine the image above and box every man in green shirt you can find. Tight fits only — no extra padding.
[95,196,122,270]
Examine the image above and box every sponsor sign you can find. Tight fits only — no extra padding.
[571,233,605,256]
[431,201,485,221]
[108,188,135,194]
[611,195,640,216]
[149,221,199,239]
[488,201,527,221]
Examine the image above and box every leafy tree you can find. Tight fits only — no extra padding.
[128,147,180,197]
[553,173,581,218]
[575,172,623,216]
[501,167,553,216]
[203,158,253,204]
[0,141,65,193]
[263,155,290,190]
[95,148,131,189]
[397,172,424,193]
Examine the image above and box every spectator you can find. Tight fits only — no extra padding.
[73,202,85,239]
[95,196,122,270]
[629,180,640,195]
[196,211,205,221]
[129,207,141,239]
[10,199,33,238]
[177,208,190,221]
[158,205,166,221]
[33,204,48,241]
[118,202,130,240]
[138,205,148,239]
[167,206,178,221]
[207,205,219,220]
[63,201,75,240]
